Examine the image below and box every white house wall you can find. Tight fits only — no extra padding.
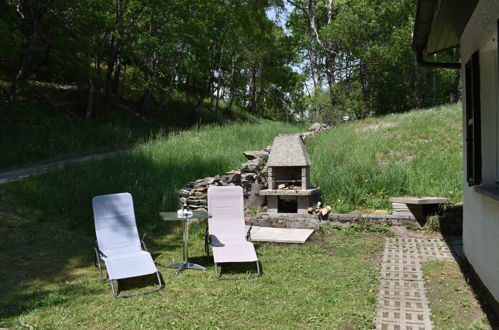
[460,0,499,302]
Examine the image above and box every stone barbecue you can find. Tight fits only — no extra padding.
[259,134,320,214]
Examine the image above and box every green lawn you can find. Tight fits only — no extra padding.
[0,211,384,329]
[0,118,386,328]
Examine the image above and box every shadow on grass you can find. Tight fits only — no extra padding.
[433,211,499,327]
[0,149,228,321]
[114,273,164,295]
[183,255,213,269]
[213,261,262,279]
[0,283,101,321]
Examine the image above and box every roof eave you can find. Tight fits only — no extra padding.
[413,0,479,68]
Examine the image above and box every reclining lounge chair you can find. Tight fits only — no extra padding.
[92,192,163,298]
[207,186,260,280]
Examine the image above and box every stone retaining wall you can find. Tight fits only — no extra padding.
[249,205,463,232]
[176,124,462,234]
[248,212,418,229]
[178,147,271,212]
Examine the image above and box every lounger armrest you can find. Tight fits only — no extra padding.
[140,233,148,251]
[205,226,211,244]
[204,227,211,256]
[94,242,107,258]
[246,225,253,242]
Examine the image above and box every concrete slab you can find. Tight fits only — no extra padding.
[246,225,314,243]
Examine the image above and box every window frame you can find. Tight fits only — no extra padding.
[497,18,499,181]
[465,51,482,186]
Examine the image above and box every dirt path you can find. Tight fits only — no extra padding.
[0,148,132,185]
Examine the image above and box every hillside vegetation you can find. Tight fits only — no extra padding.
[308,103,463,213]
[0,87,260,171]
[1,103,463,221]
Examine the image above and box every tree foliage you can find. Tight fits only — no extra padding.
[287,0,459,123]
[0,0,459,122]
[0,0,303,120]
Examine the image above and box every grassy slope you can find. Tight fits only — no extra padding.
[0,90,260,171]
[307,103,463,212]
[0,120,304,232]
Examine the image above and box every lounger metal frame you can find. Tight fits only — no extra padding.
[206,226,260,280]
[214,260,261,280]
[94,236,163,298]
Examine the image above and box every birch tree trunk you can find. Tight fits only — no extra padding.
[307,0,321,90]
[157,47,184,112]
[227,56,237,112]
[7,3,42,110]
[213,38,225,113]
[249,63,258,113]
[325,0,336,96]
[104,0,123,98]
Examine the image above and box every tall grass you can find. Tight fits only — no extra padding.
[307,103,463,212]
[1,120,304,233]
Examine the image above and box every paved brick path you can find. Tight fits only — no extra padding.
[374,237,461,329]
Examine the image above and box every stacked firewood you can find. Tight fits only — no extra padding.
[307,202,332,217]
[277,183,301,190]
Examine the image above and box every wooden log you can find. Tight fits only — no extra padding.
[320,207,329,216]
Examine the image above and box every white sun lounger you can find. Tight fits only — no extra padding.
[207,186,260,279]
[92,192,163,297]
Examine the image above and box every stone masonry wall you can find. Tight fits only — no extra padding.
[178,147,271,212]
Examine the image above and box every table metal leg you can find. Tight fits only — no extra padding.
[166,219,206,274]
[183,219,189,262]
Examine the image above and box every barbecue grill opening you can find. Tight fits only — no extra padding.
[278,196,297,213]
[270,166,308,190]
